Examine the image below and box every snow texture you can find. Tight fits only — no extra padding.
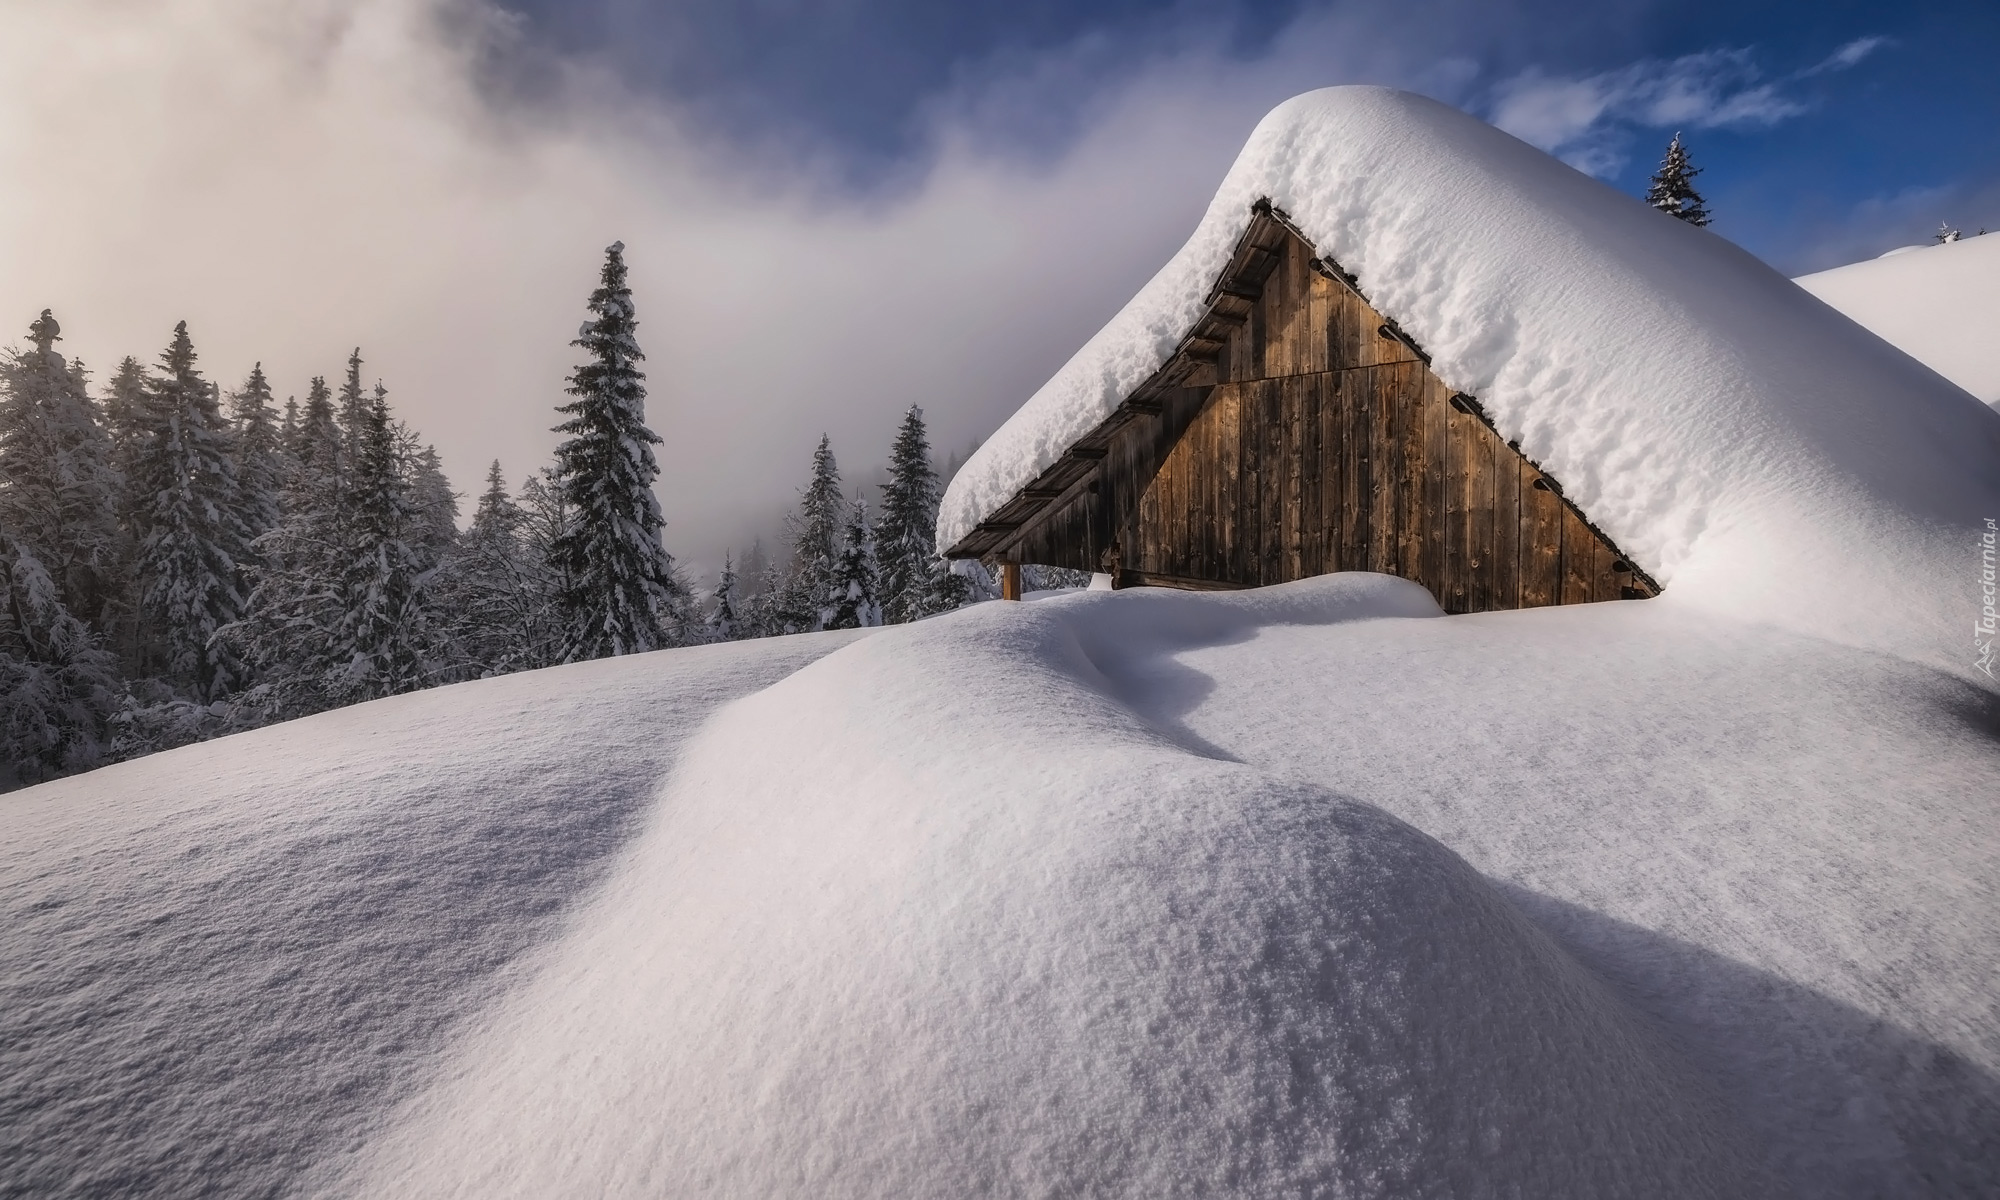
[0,630,866,1198]
[1795,232,2000,408]
[6,577,1996,1196]
[329,577,1994,1198]
[936,87,2000,676]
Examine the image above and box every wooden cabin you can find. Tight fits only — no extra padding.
[944,200,1661,612]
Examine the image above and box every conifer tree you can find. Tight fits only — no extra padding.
[825,495,881,630]
[548,241,687,659]
[0,532,120,788]
[336,348,368,468]
[404,441,460,559]
[787,434,845,631]
[130,321,246,699]
[438,461,556,676]
[876,405,944,623]
[0,310,122,629]
[703,553,741,642]
[1646,133,1710,227]
[279,396,300,454]
[329,381,441,700]
[293,375,340,487]
[230,363,284,555]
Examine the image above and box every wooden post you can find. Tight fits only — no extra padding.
[1000,561,1022,601]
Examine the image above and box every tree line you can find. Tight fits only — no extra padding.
[0,242,997,791]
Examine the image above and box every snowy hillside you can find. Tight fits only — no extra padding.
[1795,233,2000,408]
[938,88,2000,676]
[7,579,1993,1197]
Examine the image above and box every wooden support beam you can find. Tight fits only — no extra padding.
[1000,561,1022,601]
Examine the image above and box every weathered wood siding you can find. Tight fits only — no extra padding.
[991,206,1655,614]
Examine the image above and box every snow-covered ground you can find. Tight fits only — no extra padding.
[6,580,1994,1197]
[0,630,868,1197]
[1796,233,2000,408]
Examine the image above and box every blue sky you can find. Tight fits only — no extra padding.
[498,0,2000,272]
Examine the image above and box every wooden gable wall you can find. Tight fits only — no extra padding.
[952,203,1659,614]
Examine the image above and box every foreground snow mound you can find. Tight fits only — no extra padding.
[0,632,863,1199]
[1795,233,2000,407]
[938,87,2000,674]
[343,578,1767,1198]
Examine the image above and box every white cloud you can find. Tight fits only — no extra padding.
[1802,35,1890,77]
[1490,48,1806,177]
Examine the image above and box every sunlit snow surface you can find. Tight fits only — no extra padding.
[14,577,1988,1196]
[1795,233,2000,408]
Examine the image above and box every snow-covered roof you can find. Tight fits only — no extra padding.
[1794,232,2000,407]
[938,87,2000,673]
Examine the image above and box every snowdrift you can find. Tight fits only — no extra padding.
[937,87,2000,674]
[1795,233,2000,408]
[340,579,1772,1198]
[0,631,865,1198]
[6,580,1996,1197]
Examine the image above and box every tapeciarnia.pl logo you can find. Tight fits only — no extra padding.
[1977,517,1997,680]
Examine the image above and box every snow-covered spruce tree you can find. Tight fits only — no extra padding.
[702,553,741,642]
[403,439,460,561]
[0,310,123,631]
[0,532,121,790]
[548,241,687,660]
[1646,133,1710,227]
[130,321,246,700]
[876,405,952,624]
[785,434,845,631]
[292,375,341,489]
[825,495,881,630]
[230,364,285,566]
[328,381,445,701]
[335,348,368,468]
[437,461,559,676]
[1934,222,1962,245]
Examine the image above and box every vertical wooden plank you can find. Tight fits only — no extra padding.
[1317,371,1342,573]
[1489,437,1522,611]
[1368,363,1399,575]
[1391,366,1425,582]
[1262,378,1284,585]
[1341,367,1370,575]
[1416,375,1447,605]
[1522,475,1563,607]
[1464,410,1495,613]
[1001,561,1022,601]
[1558,506,1594,605]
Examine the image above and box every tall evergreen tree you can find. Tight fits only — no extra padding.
[1646,133,1710,227]
[438,461,557,676]
[549,241,687,659]
[327,381,442,700]
[335,348,368,469]
[787,434,844,631]
[875,404,967,623]
[0,310,122,629]
[230,363,284,555]
[825,495,881,630]
[0,532,120,788]
[703,553,742,643]
[293,375,340,487]
[404,441,460,560]
[131,321,245,699]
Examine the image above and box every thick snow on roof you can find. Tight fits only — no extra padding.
[1795,233,2000,407]
[938,87,2000,674]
